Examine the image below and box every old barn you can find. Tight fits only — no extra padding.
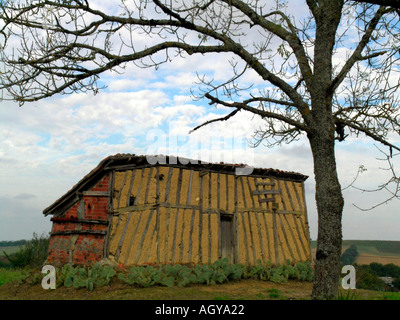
[44,154,311,267]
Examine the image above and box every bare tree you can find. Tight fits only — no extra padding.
[1,0,399,299]
[355,0,400,9]
[343,146,400,211]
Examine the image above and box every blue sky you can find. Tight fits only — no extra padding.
[0,1,400,241]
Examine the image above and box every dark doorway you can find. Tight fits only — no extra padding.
[220,214,235,263]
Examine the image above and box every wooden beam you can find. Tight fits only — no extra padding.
[114,203,158,214]
[144,167,154,204]
[104,171,114,259]
[272,211,280,265]
[50,217,108,225]
[164,167,174,202]
[252,190,280,195]
[51,230,106,236]
[82,191,110,197]
[116,170,128,208]
[199,169,208,177]
[186,170,194,205]
[124,210,144,265]
[255,182,275,186]
[259,197,276,203]
[115,210,134,261]
[134,209,155,264]
[126,169,136,207]
[188,208,195,262]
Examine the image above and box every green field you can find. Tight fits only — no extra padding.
[341,240,400,256]
[311,240,400,266]
[0,246,21,256]
[311,240,400,255]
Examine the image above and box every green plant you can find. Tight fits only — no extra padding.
[54,258,314,291]
[122,259,314,288]
[3,233,49,269]
[336,290,359,300]
[247,260,272,281]
[118,265,161,288]
[267,288,282,299]
[0,268,30,286]
[270,265,287,284]
[382,292,400,300]
[62,263,115,291]
[293,261,314,281]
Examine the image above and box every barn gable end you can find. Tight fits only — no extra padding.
[44,154,311,267]
[46,174,111,265]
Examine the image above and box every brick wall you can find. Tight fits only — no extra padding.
[47,174,110,266]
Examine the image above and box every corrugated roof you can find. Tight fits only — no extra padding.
[43,153,308,216]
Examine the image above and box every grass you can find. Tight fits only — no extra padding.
[0,275,314,300]
[266,288,282,299]
[0,268,29,286]
[1,267,399,300]
[382,292,400,300]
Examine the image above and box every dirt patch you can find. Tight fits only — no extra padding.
[0,278,314,300]
[1,278,395,300]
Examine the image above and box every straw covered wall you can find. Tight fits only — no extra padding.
[107,166,310,266]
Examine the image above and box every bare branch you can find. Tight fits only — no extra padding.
[221,0,314,92]
[351,146,400,211]
[189,108,240,133]
[353,0,400,9]
[330,5,392,93]
[203,93,308,131]
[340,118,400,152]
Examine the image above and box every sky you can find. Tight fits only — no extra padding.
[0,1,400,242]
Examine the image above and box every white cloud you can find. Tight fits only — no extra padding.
[1,0,400,242]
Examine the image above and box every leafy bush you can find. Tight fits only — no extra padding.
[4,233,49,269]
[0,268,30,286]
[340,245,358,265]
[118,259,314,289]
[355,265,387,291]
[60,263,116,291]
[368,263,400,278]
[17,259,313,291]
[355,263,400,292]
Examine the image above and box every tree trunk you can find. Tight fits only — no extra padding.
[307,0,345,299]
[309,127,344,299]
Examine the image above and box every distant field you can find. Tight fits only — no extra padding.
[311,240,400,266]
[0,246,21,256]
[3,241,400,264]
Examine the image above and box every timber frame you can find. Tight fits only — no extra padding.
[44,154,311,266]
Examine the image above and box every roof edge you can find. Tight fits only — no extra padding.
[43,154,308,216]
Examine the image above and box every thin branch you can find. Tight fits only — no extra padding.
[222,0,314,91]
[330,5,392,93]
[203,93,308,131]
[189,108,240,133]
[340,118,400,152]
[353,0,400,9]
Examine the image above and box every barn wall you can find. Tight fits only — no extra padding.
[235,176,310,265]
[107,166,311,267]
[108,167,219,265]
[47,174,110,265]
